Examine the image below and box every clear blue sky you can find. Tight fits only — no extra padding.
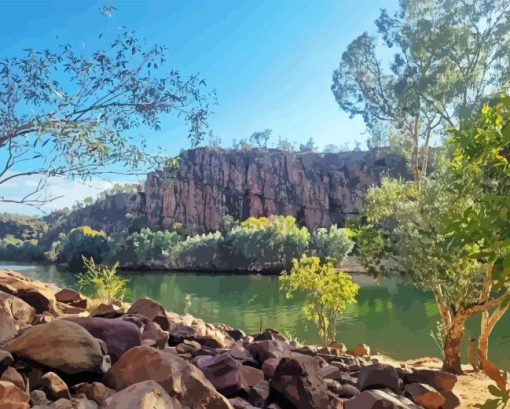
[0,0,397,214]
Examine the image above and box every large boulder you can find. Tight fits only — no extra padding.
[102,346,233,409]
[64,317,141,363]
[5,320,110,375]
[126,298,170,331]
[246,340,291,364]
[0,380,30,409]
[103,380,182,409]
[0,270,58,314]
[404,383,446,409]
[404,369,457,393]
[168,317,234,349]
[194,353,245,397]
[271,354,336,409]
[0,290,36,343]
[357,363,400,394]
[55,288,88,309]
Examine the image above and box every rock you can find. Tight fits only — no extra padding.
[102,346,233,409]
[103,380,182,409]
[0,349,14,370]
[5,320,110,375]
[32,313,54,325]
[226,329,246,342]
[0,380,30,408]
[357,363,399,394]
[261,358,280,378]
[345,389,410,409]
[229,342,257,364]
[64,317,141,363]
[318,365,342,380]
[247,380,270,407]
[0,270,58,314]
[253,329,286,342]
[404,383,446,409]
[55,288,87,309]
[329,341,348,353]
[126,298,170,331]
[1,367,26,390]
[330,360,349,372]
[41,372,71,400]
[47,398,73,409]
[246,340,291,364]
[169,319,234,349]
[241,365,264,387]
[404,369,457,393]
[0,290,36,343]
[348,343,371,357]
[90,303,123,318]
[194,352,245,397]
[142,321,169,349]
[72,396,99,409]
[337,384,361,398]
[229,397,259,409]
[30,389,49,406]
[72,382,115,406]
[271,354,333,409]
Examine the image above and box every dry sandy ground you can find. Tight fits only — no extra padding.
[374,355,496,408]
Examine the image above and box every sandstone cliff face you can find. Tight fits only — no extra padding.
[145,148,409,235]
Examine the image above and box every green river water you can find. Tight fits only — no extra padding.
[2,263,508,370]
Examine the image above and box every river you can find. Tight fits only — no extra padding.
[2,263,508,370]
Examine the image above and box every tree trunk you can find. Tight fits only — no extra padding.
[477,304,509,367]
[442,319,466,374]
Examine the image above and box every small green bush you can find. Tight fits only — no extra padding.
[77,256,128,303]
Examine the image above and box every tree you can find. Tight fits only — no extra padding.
[279,255,359,347]
[249,129,272,148]
[312,225,354,264]
[276,135,295,151]
[359,172,509,374]
[299,137,317,152]
[58,226,109,268]
[0,30,213,206]
[446,93,510,368]
[205,130,222,149]
[332,0,510,180]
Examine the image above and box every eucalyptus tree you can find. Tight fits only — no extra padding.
[332,0,510,180]
[0,30,213,206]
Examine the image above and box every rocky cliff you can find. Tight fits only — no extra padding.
[144,148,409,234]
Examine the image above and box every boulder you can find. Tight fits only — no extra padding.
[247,380,270,407]
[0,367,26,390]
[41,372,71,400]
[5,320,110,375]
[0,349,14,370]
[345,389,410,409]
[337,384,361,398]
[64,317,141,363]
[348,343,371,357]
[30,389,49,406]
[404,383,446,409]
[126,298,170,331]
[404,369,457,393]
[241,365,264,387]
[253,329,287,342]
[0,290,36,343]
[229,397,259,409]
[0,270,58,314]
[169,319,234,349]
[246,340,291,364]
[318,365,343,380]
[90,303,123,318]
[72,382,115,406]
[141,321,169,349]
[0,380,30,409]
[357,363,399,394]
[103,380,182,409]
[271,354,334,409]
[229,342,257,364]
[261,358,280,378]
[55,288,88,309]
[102,346,233,409]
[194,353,245,397]
[329,341,348,354]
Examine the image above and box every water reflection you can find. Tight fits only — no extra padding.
[2,263,508,370]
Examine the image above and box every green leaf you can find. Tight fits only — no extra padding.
[488,384,503,397]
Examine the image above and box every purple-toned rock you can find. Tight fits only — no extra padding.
[194,352,245,397]
[248,380,270,407]
[64,317,141,363]
[318,365,343,380]
[357,364,399,394]
[262,358,280,378]
[90,303,123,318]
[246,340,291,364]
[241,365,264,387]
[126,298,170,331]
[345,389,411,409]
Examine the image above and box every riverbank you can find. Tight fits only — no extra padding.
[0,268,498,408]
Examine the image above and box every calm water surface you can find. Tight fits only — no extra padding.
[2,263,508,370]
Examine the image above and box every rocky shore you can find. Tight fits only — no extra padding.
[0,269,473,408]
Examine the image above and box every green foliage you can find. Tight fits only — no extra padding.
[77,257,128,303]
[276,136,296,151]
[299,137,318,152]
[280,255,359,346]
[58,226,110,268]
[171,232,222,269]
[0,236,44,262]
[332,0,510,179]
[311,225,354,264]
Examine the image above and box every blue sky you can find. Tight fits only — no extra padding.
[0,0,396,214]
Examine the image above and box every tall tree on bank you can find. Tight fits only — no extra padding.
[0,30,213,206]
[331,0,510,180]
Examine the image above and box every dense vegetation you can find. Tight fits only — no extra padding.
[0,215,354,272]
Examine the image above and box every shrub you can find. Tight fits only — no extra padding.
[171,232,222,269]
[58,226,109,268]
[0,235,44,261]
[312,225,354,264]
[279,255,359,347]
[77,256,128,303]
